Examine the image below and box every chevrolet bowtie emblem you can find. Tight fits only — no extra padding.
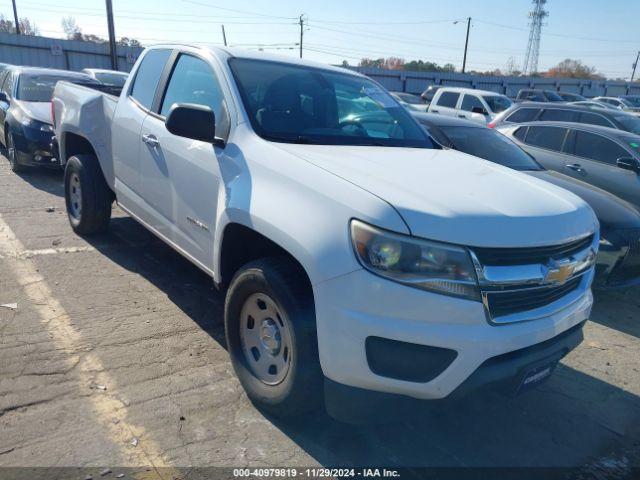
[543,258,577,285]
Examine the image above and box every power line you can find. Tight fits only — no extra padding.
[180,0,298,20]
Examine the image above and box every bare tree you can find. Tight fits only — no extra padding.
[0,14,39,35]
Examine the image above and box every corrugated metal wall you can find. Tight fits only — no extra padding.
[0,32,143,72]
[352,66,640,98]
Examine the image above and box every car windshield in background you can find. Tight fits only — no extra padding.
[545,91,564,101]
[395,93,424,104]
[17,74,87,102]
[622,96,640,107]
[228,58,435,148]
[483,95,512,113]
[95,72,127,87]
[442,126,543,171]
[614,115,640,135]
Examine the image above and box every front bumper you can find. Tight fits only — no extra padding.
[12,124,59,168]
[325,321,584,422]
[314,268,593,401]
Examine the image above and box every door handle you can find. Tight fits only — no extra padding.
[142,133,159,148]
[565,163,583,172]
[458,114,466,118]
[431,109,439,113]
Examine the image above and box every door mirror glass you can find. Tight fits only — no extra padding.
[616,157,640,173]
[471,106,488,115]
[165,103,218,144]
[0,91,7,103]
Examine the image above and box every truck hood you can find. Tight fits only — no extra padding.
[273,144,598,247]
[16,100,52,125]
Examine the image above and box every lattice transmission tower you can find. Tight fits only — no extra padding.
[522,0,549,75]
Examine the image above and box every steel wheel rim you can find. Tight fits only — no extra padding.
[69,173,82,220]
[239,292,293,385]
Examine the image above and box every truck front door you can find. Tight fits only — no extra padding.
[139,52,228,272]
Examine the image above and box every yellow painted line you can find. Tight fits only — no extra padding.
[0,215,180,476]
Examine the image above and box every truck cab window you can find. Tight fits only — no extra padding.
[160,54,225,122]
[130,49,171,110]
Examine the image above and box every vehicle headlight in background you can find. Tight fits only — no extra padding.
[350,219,480,300]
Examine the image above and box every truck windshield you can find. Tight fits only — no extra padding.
[17,74,94,102]
[229,58,435,148]
[94,72,128,87]
[441,126,544,171]
[482,95,512,113]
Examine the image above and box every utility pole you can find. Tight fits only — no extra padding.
[299,14,304,58]
[11,0,20,35]
[221,24,227,46]
[105,0,118,70]
[631,51,640,82]
[461,16,471,73]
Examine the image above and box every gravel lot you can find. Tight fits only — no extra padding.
[0,154,639,478]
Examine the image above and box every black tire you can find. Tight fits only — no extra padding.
[6,131,25,173]
[64,154,113,235]
[224,257,323,417]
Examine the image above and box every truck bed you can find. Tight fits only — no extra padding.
[52,81,119,189]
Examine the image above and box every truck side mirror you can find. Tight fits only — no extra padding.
[471,106,488,115]
[165,103,225,147]
[0,91,7,103]
[616,157,640,173]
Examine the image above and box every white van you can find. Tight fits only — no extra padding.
[428,87,512,124]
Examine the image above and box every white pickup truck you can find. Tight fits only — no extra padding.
[52,45,599,420]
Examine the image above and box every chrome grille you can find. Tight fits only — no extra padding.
[484,276,583,319]
[473,235,594,266]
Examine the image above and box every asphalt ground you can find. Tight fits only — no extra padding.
[0,153,639,480]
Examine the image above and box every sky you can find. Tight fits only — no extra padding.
[1,0,639,79]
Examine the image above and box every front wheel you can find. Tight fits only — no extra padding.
[64,154,113,235]
[6,132,25,173]
[224,258,323,417]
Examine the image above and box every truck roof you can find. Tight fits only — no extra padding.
[144,44,365,77]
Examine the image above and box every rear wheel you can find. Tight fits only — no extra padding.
[64,154,113,235]
[224,257,323,417]
[6,132,25,173]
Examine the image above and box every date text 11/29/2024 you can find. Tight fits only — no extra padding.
[233,468,401,478]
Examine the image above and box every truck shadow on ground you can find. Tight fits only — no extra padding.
[84,215,640,469]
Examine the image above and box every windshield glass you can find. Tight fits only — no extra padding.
[442,126,543,171]
[395,93,424,105]
[614,115,640,134]
[483,95,512,113]
[622,96,640,107]
[95,72,127,87]
[17,74,90,102]
[544,90,564,102]
[229,58,435,148]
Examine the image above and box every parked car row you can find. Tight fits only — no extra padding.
[412,112,640,289]
[1,47,632,421]
[0,64,128,172]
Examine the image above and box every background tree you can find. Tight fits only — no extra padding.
[545,58,604,79]
[0,14,39,35]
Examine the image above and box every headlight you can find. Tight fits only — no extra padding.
[350,219,480,300]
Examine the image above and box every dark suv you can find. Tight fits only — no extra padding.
[516,89,564,102]
[489,101,640,135]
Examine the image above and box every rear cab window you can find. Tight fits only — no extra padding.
[539,109,579,122]
[572,131,629,165]
[460,94,484,112]
[436,91,460,108]
[579,112,614,127]
[505,107,540,123]
[524,125,568,152]
[130,49,172,110]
